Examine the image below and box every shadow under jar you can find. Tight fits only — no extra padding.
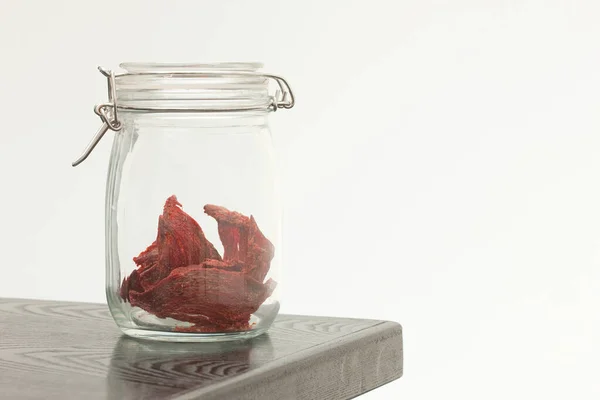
[73,63,294,342]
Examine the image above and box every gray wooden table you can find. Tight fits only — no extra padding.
[0,298,402,399]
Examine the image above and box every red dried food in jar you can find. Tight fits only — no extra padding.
[133,241,158,270]
[120,269,144,302]
[204,205,274,281]
[203,204,251,227]
[121,196,277,331]
[138,263,162,290]
[154,195,221,281]
[131,242,160,290]
[199,259,243,272]
[125,196,222,297]
[128,266,276,329]
[204,204,250,261]
[245,216,275,282]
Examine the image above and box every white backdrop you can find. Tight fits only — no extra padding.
[1,0,600,398]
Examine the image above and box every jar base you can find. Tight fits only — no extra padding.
[120,326,270,343]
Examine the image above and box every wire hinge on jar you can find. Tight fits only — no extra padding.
[265,74,295,112]
[72,67,122,167]
[72,66,295,167]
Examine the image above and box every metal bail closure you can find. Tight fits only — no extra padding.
[71,67,122,167]
[71,66,295,166]
[266,74,295,112]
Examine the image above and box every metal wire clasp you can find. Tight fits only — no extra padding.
[266,74,295,111]
[71,67,121,167]
[71,66,295,166]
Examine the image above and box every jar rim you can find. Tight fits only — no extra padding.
[119,62,264,74]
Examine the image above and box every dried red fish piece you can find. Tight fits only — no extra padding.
[120,269,143,302]
[204,205,274,281]
[131,241,160,291]
[200,259,243,272]
[245,215,275,282]
[121,196,276,332]
[133,241,158,270]
[204,204,275,282]
[203,204,251,227]
[204,204,250,261]
[138,263,161,290]
[157,196,221,273]
[129,266,276,328]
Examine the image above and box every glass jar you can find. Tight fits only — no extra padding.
[72,63,294,342]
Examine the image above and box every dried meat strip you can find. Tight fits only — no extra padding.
[129,266,276,329]
[203,205,274,281]
[120,196,277,332]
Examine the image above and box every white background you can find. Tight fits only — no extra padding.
[1,0,600,398]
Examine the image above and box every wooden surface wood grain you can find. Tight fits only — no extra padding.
[0,298,402,399]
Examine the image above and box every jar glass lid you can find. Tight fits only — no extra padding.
[114,62,288,113]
